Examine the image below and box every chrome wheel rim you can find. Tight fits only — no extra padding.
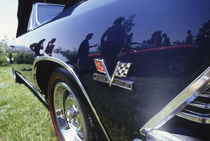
[53,82,86,141]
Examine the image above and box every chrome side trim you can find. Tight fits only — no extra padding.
[178,87,210,123]
[181,109,210,117]
[177,111,210,124]
[35,3,40,27]
[146,130,183,141]
[32,56,110,141]
[189,101,210,110]
[16,72,48,108]
[199,94,210,98]
[140,67,210,135]
[93,73,134,91]
[146,130,201,141]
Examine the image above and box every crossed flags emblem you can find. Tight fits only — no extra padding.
[94,59,131,87]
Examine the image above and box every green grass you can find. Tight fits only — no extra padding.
[0,66,57,141]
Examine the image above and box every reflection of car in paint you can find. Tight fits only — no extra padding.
[89,44,199,75]
[8,0,210,141]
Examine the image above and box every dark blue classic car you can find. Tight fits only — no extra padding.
[8,0,210,140]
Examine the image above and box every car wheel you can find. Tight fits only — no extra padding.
[48,68,99,141]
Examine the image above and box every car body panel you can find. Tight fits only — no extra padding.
[9,0,210,140]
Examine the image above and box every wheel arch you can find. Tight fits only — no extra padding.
[32,57,90,105]
[32,56,110,141]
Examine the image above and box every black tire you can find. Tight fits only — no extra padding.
[48,67,104,141]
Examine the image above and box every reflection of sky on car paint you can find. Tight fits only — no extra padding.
[129,0,210,42]
[86,0,209,43]
[0,0,209,43]
[6,0,209,51]
[52,0,209,50]
[71,0,118,17]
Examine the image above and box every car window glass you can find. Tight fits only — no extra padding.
[38,4,64,24]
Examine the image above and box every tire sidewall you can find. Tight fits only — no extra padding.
[48,68,99,141]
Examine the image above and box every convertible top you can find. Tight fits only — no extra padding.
[17,0,66,37]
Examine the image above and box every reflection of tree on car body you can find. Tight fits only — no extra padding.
[185,30,193,44]
[196,20,210,60]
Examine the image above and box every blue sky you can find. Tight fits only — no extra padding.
[0,1,18,40]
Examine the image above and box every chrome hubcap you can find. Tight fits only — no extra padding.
[53,82,86,141]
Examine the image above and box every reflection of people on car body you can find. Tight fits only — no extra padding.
[186,30,193,44]
[151,30,162,47]
[45,38,56,56]
[30,39,45,56]
[123,14,136,51]
[77,33,97,69]
[101,17,127,71]
[162,33,171,46]
[101,17,126,57]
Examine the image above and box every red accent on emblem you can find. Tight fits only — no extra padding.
[94,59,106,74]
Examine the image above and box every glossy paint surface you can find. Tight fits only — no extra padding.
[9,0,210,140]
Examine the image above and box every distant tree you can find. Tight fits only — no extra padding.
[0,36,8,47]
[196,20,210,57]
[0,36,8,54]
[0,37,9,66]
